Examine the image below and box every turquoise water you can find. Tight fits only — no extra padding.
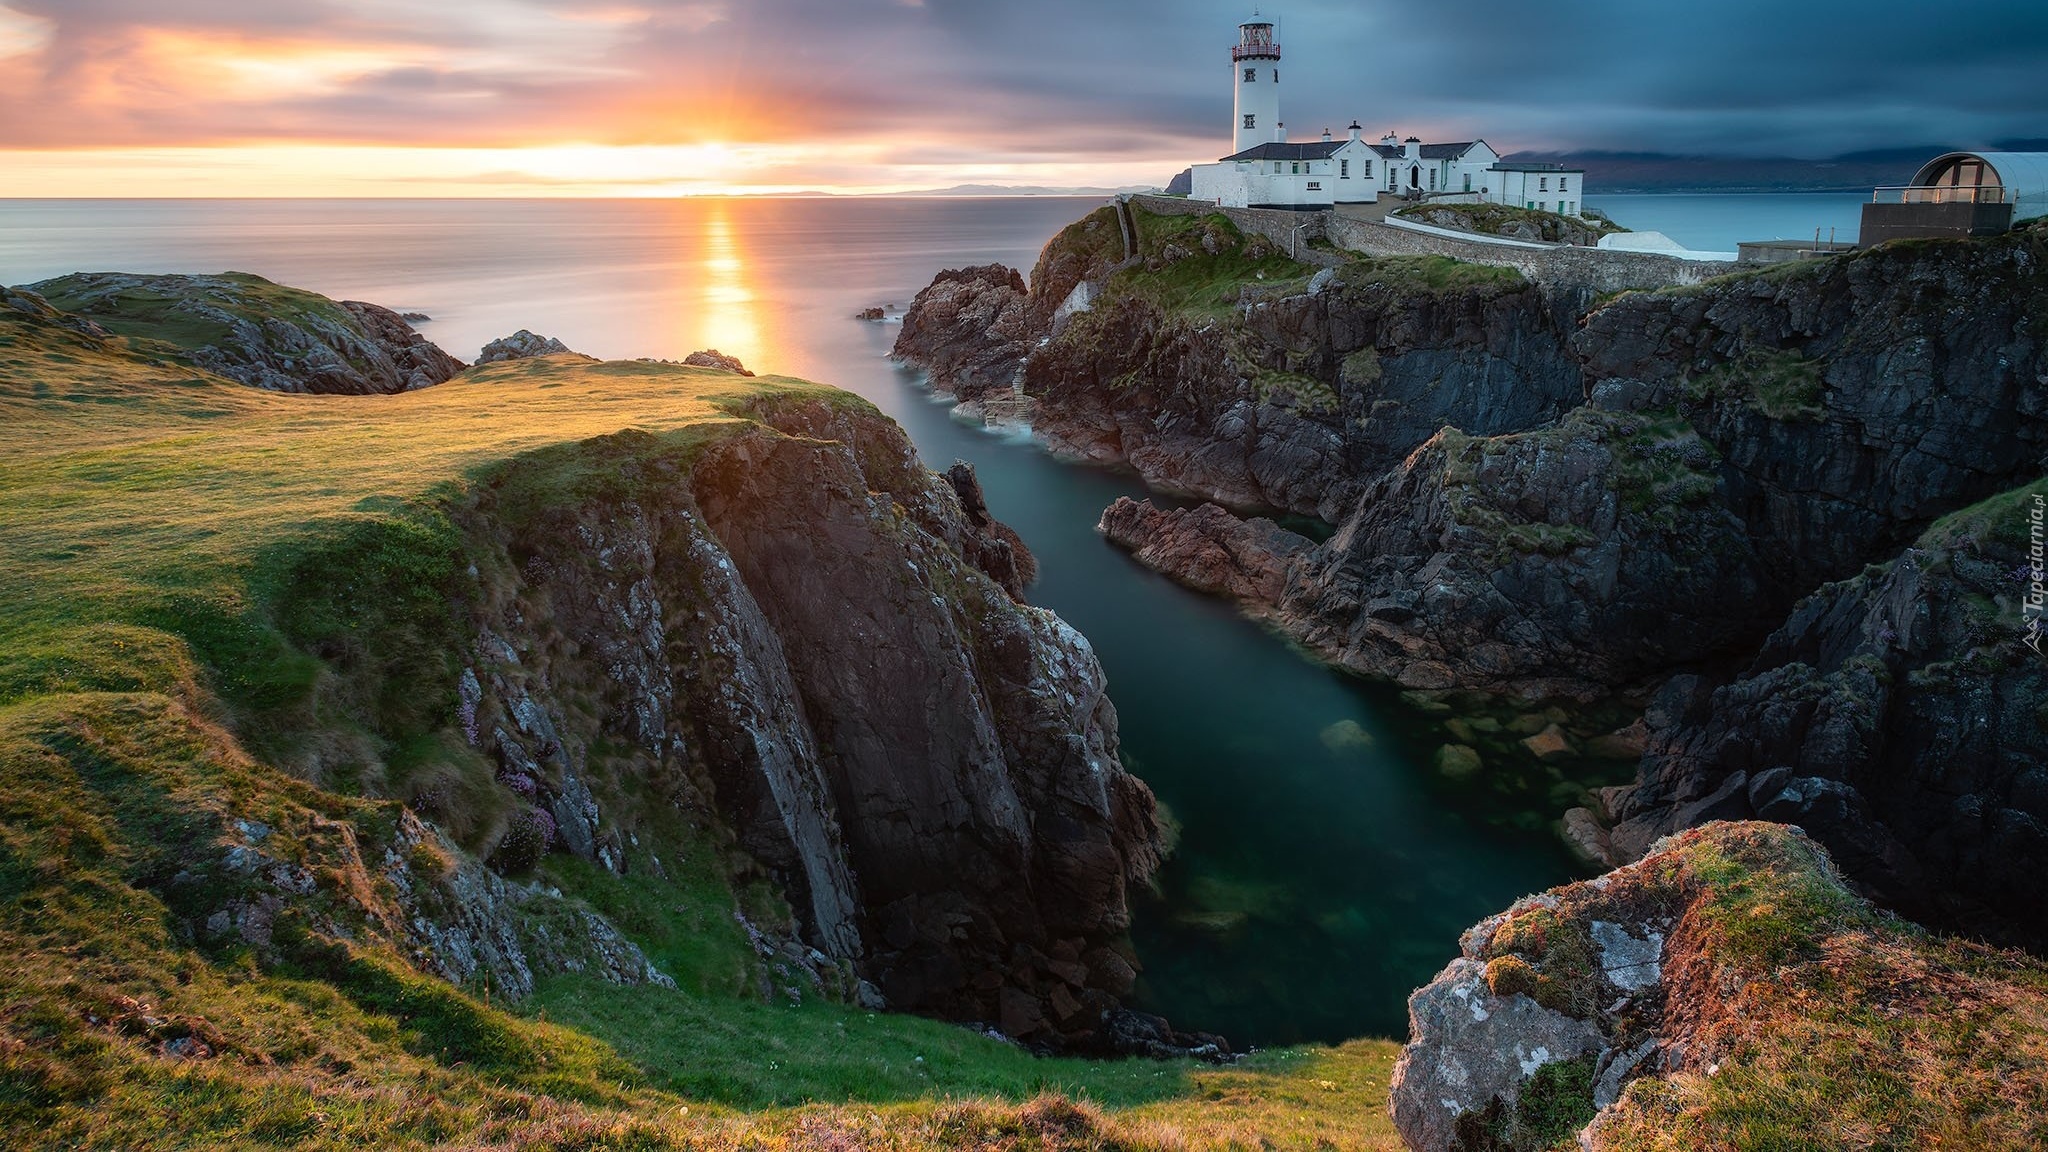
[1586,192,1868,251]
[1,197,1580,1045]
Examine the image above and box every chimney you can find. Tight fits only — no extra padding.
[1381,131,1400,147]
[1348,120,1363,143]
[1404,135,1421,161]
[1322,127,1332,143]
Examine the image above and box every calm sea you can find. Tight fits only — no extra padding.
[1587,191,1868,251]
[2,196,1604,1046]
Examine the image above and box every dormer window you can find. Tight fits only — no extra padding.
[1244,68,1257,82]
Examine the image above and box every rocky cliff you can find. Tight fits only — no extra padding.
[447,388,1170,1047]
[0,276,1178,1072]
[1594,484,2048,949]
[905,206,2048,945]
[28,271,465,393]
[1390,821,2048,1151]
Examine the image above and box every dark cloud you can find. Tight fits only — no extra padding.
[0,0,2041,159]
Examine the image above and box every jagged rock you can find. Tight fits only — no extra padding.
[455,395,1168,1051]
[1602,496,2048,949]
[1097,497,1314,605]
[892,264,1035,401]
[683,348,753,375]
[476,329,589,365]
[1395,821,2048,1150]
[2,284,109,342]
[27,272,465,394]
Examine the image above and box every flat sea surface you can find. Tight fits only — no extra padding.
[1586,191,1868,251]
[1,196,1602,1045]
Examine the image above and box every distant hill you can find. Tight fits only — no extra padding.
[1510,139,2048,194]
[893,184,1161,198]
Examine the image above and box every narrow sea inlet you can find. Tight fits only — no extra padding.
[1,195,1576,1045]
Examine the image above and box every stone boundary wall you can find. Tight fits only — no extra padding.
[1125,193,1739,291]
[1331,216,1740,293]
[1124,194,1349,268]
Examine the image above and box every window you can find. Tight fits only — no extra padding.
[1273,68,1279,82]
[1341,159,1350,178]
[1428,170,1436,190]
[1244,68,1257,82]
[1244,114,1257,129]
[1539,177,1549,191]
[1307,181,1322,190]
[1559,177,1568,192]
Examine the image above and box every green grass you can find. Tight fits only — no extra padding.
[1591,824,2048,1151]
[1392,201,1627,244]
[0,279,1414,1150]
[32,272,361,362]
[1110,207,1312,318]
[1338,254,1528,297]
[1917,477,2048,551]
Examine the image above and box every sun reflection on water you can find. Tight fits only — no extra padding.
[693,201,764,371]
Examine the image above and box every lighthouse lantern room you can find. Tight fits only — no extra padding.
[1231,20,1281,154]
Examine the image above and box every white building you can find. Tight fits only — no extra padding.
[1189,19,1586,216]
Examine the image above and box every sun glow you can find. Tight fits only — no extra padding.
[692,202,765,369]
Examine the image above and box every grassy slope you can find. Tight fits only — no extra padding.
[0,289,1404,1148]
[1592,824,2048,1151]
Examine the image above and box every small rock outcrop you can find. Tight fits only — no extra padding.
[682,348,753,375]
[891,263,1036,402]
[477,329,589,365]
[1097,497,1314,606]
[27,272,465,394]
[1392,821,2048,1150]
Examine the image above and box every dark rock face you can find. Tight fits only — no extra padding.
[890,264,1034,401]
[905,209,2048,944]
[25,272,465,394]
[1601,509,2048,948]
[1025,265,1585,524]
[454,397,1170,1051]
[1574,230,2048,594]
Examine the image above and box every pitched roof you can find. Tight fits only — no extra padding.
[1221,141,1346,162]
[1366,141,1486,161]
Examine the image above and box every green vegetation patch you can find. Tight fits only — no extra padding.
[1340,255,1527,299]
[31,272,360,360]
[1393,201,1627,245]
[1109,207,1312,319]
[0,278,1422,1150]
[1683,347,1827,421]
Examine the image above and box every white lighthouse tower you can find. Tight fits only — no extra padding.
[1231,18,1281,154]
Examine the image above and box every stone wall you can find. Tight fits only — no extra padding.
[1329,216,1738,292]
[1127,194,1739,291]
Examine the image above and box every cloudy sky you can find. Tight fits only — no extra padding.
[1,0,2043,195]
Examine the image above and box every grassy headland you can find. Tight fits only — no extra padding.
[0,280,1406,1149]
